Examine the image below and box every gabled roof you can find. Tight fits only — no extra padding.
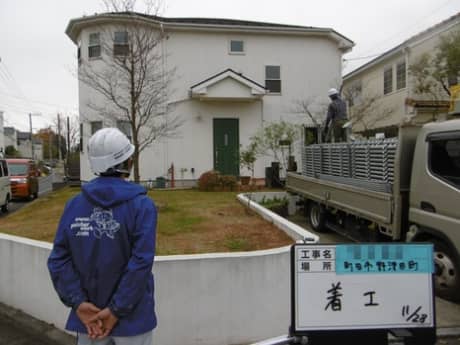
[65,12,354,52]
[344,12,460,80]
[190,68,266,101]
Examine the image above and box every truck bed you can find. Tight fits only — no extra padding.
[286,172,393,226]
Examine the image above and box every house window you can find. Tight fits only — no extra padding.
[77,40,82,63]
[383,67,393,95]
[114,31,129,56]
[396,61,406,90]
[265,65,281,93]
[88,33,101,58]
[90,121,103,135]
[229,40,244,54]
[117,120,132,141]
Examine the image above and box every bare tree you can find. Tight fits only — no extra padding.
[101,0,163,14]
[342,82,394,134]
[291,97,328,127]
[80,0,181,182]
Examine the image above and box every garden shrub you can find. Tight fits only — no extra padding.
[198,170,221,191]
[198,171,238,191]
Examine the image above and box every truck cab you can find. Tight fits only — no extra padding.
[407,120,460,301]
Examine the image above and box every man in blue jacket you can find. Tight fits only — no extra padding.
[48,127,157,344]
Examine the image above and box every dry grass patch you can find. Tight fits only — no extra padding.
[0,187,294,255]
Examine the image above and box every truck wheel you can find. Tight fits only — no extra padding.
[432,239,460,302]
[1,197,9,213]
[308,202,327,233]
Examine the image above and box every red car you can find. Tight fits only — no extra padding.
[6,159,40,200]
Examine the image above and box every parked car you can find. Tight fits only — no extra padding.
[6,159,40,200]
[0,158,11,212]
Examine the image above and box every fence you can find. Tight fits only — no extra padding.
[38,174,53,196]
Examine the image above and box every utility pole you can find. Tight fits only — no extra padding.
[48,127,52,160]
[57,113,62,161]
[29,113,34,159]
[28,112,41,160]
[66,116,70,176]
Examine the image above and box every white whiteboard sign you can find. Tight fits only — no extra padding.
[291,244,434,332]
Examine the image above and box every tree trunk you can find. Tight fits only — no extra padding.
[133,145,140,183]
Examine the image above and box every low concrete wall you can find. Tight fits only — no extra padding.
[0,193,318,345]
[0,234,293,345]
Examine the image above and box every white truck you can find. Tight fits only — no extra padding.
[286,119,460,302]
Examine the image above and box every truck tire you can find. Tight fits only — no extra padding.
[432,239,460,302]
[307,201,327,233]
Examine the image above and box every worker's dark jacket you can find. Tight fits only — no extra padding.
[326,97,347,127]
[47,177,157,336]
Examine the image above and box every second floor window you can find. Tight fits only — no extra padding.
[383,67,393,95]
[88,33,101,58]
[114,31,129,56]
[265,65,281,93]
[230,40,244,54]
[91,121,103,135]
[396,61,406,90]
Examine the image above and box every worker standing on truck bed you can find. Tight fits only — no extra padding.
[324,88,348,142]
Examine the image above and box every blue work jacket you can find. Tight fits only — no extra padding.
[47,177,157,336]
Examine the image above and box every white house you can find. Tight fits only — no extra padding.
[66,12,354,182]
[343,12,460,134]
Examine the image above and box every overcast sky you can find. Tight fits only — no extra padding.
[1,0,459,131]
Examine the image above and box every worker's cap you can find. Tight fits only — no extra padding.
[328,88,339,97]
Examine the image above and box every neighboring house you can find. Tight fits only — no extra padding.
[4,126,17,151]
[66,13,354,181]
[343,12,460,134]
[4,127,43,160]
[16,131,43,161]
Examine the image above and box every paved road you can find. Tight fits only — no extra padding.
[0,312,63,345]
[0,200,29,218]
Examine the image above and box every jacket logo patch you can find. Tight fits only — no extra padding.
[71,207,120,239]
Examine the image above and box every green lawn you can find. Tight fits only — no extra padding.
[0,187,293,255]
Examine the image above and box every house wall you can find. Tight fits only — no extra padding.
[77,24,346,181]
[3,130,17,150]
[343,17,460,133]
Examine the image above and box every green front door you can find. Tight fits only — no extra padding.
[213,118,239,176]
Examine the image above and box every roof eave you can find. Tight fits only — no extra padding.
[65,13,354,50]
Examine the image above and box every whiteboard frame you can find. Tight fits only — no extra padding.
[290,243,436,335]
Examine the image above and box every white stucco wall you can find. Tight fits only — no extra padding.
[77,23,347,181]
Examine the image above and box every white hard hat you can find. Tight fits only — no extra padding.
[328,88,339,97]
[88,127,134,174]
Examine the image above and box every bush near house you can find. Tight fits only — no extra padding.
[197,170,238,191]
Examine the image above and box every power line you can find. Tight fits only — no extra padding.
[346,0,457,60]
[0,90,78,111]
